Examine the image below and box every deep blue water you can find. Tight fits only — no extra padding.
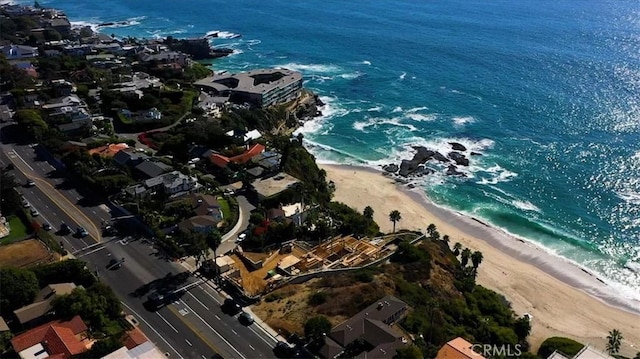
[26,0,640,300]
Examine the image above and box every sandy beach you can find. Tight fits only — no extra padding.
[320,163,640,355]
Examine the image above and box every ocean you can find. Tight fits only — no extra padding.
[23,0,640,302]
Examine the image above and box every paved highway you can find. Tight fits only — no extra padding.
[1,128,279,358]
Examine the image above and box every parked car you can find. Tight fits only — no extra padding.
[273,342,296,358]
[236,232,247,242]
[76,227,88,238]
[107,258,122,270]
[22,199,30,208]
[238,311,254,325]
[30,208,39,217]
[42,223,52,231]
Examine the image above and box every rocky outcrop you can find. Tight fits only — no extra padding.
[448,151,469,166]
[449,142,467,151]
[446,164,466,177]
[382,163,399,173]
[433,152,449,162]
[470,152,482,156]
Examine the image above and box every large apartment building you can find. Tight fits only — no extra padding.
[195,68,303,108]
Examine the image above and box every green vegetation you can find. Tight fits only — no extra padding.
[36,228,65,255]
[538,337,584,358]
[0,267,39,311]
[606,329,623,356]
[0,170,22,216]
[0,216,30,245]
[389,210,402,233]
[31,259,97,288]
[308,291,328,306]
[304,316,332,341]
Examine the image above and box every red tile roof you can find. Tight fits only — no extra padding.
[122,327,149,349]
[209,144,266,167]
[11,315,89,359]
[88,143,130,157]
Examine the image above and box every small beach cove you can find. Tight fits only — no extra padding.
[320,163,640,355]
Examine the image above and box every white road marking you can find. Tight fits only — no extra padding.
[178,299,246,359]
[214,315,221,320]
[231,330,238,335]
[185,339,192,347]
[156,312,179,333]
[75,245,107,257]
[249,345,255,351]
[187,291,209,310]
[120,302,183,359]
[12,151,34,171]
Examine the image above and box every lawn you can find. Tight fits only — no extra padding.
[218,197,231,221]
[0,215,31,245]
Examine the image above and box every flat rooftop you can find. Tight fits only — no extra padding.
[195,68,302,96]
[252,173,300,198]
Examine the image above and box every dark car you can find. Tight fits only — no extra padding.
[5,164,14,170]
[25,180,35,187]
[76,227,88,238]
[273,342,296,358]
[42,223,52,231]
[238,311,254,325]
[222,298,242,315]
[107,258,122,270]
[60,223,71,234]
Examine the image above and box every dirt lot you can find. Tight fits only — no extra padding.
[0,239,57,268]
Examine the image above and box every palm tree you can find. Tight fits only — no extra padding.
[389,210,402,233]
[443,235,450,243]
[606,329,623,355]
[471,251,484,270]
[453,242,462,256]
[363,206,374,220]
[426,223,437,237]
[461,248,472,267]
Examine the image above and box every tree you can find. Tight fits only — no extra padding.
[0,267,39,312]
[304,316,332,341]
[538,337,584,358]
[471,251,484,270]
[1,170,22,215]
[363,206,374,220]
[394,345,423,359]
[461,248,472,267]
[514,316,532,340]
[13,109,48,140]
[606,329,623,355]
[389,210,401,233]
[426,223,436,237]
[443,234,450,243]
[453,242,462,256]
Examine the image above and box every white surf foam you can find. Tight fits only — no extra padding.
[276,62,341,73]
[406,113,436,122]
[392,106,403,113]
[362,60,372,65]
[353,117,418,132]
[71,20,100,32]
[339,72,363,80]
[452,116,476,126]
[399,72,407,80]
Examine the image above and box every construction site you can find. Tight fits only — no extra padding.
[219,234,398,296]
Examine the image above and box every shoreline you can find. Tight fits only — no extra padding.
[319,162,640,354]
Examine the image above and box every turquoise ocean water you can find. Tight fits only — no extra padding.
[22,0,640,301]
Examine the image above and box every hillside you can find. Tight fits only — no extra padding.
[252,234,533,358]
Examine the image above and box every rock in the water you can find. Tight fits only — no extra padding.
[399,159,419,177]
[412,166,435,177]
[449,142,467,151]
[433,151,449,162]
[448,151,470,166]
[382,163,399,173]
[446,164,466,177]
[411,146,436,164]
[470,152,482,156]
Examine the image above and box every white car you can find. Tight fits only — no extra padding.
[236,232,247,242]
[30,208,39,217]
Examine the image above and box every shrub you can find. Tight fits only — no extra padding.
[308,291,327,306]
[538,337,584,358]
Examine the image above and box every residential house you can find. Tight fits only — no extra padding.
[436,337,485,359]
[320,295,410,359]
[178,215,220,234]
[42,95,87,110]
[1,45,39,60]
[10,315,91,359]
[0,105,13,122]
[225,129,262,143]
[50,79,76,96]
[88,143,130,158]
[209,143,265,168]
[252,172,301,200]
[0,316,9,332]
[102,341,166,359]
[14,62,38,78]
[192,193,222,220]
[13,283,78,326]
[139,51,190,67]
[546,345,615,359]
[113,149,149,167]
[119,108,162,124]
[134,159,173,179]
[47,17,71,35]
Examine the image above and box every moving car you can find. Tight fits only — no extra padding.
[107,258,123,270]
[76,227,88,238]
[238,311,254,325]
[222,298,242,315]
[42,223,52,231]
[60,223,71,234]
[25,180,35,187]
